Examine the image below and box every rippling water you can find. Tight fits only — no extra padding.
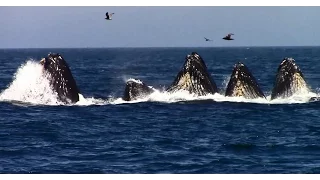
[1,47,320,173]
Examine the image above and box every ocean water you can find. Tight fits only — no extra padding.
[1,47,320,173]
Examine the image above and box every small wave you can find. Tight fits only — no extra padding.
[222,143,257,151]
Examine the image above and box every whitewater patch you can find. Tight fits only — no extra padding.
[0,61,319,106]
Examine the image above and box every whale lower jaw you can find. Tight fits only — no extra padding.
[122,79,155,101]
[166,71,216,96]
[225,62,265,99]
[166,52,218,96]
[271,57,308,100]
[40,53,80,104]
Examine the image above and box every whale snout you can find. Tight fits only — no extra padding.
[123,79,155,101]
[39,53,80,104]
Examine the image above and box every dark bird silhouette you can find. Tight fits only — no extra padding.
[204,37,213,42]
[223,33,234,40]
[105,12,114,20]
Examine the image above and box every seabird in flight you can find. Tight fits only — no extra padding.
[105,12,114,20]
[223,33,235,40]
[204,37,213,42]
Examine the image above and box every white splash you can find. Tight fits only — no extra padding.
[0,60,110,106]
[112,75,317,105]
[126,78,143,84]
[74,94,108,106]
[108,89,318,105]
[0,60,63,105]
[0,61,319,106]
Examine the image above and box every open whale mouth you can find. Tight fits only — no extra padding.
[40,53,80,104]
[271,57,308,100]
[166,52,218,96]
[225,62,265,99]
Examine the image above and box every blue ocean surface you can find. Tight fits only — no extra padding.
[1,47,320,173]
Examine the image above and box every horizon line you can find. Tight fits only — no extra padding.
[1,45,320,49]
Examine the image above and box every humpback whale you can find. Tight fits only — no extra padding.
[122,79,155,101]
[122,52,218,101]
[270,57,308,100]
[166,52,218,96]
[225,62,265,99]
[40,53,80,103]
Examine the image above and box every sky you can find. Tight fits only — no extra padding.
[1,6,320,48]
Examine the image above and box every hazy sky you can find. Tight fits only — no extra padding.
[1,6,320,48]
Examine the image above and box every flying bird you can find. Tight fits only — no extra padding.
[223,33,235,40]
[105,12,114,20]
[204,37,213,42]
